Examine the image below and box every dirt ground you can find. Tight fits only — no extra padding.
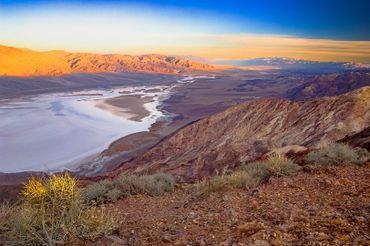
[90,163,370,246]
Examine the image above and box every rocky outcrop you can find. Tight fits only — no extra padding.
[339,126,370,150]
[0,45,213,76]
[113,87,370,181]
[287,71,370,100]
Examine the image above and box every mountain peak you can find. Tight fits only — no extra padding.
[0,45,214,76]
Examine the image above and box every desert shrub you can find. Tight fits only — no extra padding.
[239,162,272,183]
[106,188,122,202]
[135,175,164,196]
[114,175,141,196]
[4,173,116,245]
[196,156,300,196]
[196,162,270,196]
[226,162,271,188]
[223,170,252,188]
[264,154,302,177]
[85,173,176,204]
[152,173,176,192]
[305,143,370,166]
[0,203,18,239]
[84,182,108,204]
[115,173,176,197]
[195,176,230,196]
[98,179,115,189]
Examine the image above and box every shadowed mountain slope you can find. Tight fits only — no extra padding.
[112,87,370,181]
[339,126,370,150]
[287,71,370,100]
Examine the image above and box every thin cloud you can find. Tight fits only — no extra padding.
[187,34,370,63]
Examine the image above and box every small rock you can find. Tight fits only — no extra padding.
[354,235,367,243]
[251,188,259,197]
[249,199,259,210]
[266,145,307,156]
[278,224,288,232]
[222,194,230,201]
[162,234,173,243]
[353,216,366,223]
[195,239,207,246]
[227,208,238,217]
[236,222,265,236]
[331,218,347,227]
[95,235,127,246]
[247,239,270,246]
[308,211,316,216]
[302,165,318,173]
[338,235,351,241]
[219,238,237,246]
[316,232,330,241]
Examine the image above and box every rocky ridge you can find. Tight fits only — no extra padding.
[0,45,213,76]
[112,87,370,181]
[287,71,370,100]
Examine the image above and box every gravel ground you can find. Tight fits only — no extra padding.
[89,163,370,246]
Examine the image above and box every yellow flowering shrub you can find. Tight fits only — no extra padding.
[46,172,77,205]
[5,172,116,245]
[21,177,46,205]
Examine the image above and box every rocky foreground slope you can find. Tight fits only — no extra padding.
[0,45,213,76]
[112,87,370,181]
[93,163,370,246]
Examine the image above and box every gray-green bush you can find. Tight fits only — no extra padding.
[196,155,300,196]
[114,173,175,196]
[264,154,302,176]
[84,173,176,204]
[84,182,108,203]
[305,143,369,166]
[152,173,176,191]
[106,188,123,202]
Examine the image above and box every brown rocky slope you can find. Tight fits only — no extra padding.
[93,163,370,246]
[112,87,370,181]
[0,45,213,76]
[287,70,370,100]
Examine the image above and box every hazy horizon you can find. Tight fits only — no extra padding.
[1,0,370,63]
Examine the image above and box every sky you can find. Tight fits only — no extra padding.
[1,0,370,63]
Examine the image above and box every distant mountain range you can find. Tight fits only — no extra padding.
[214,57,370,73]
[0,45,213,76]
[0,45,370,77]
[2,45,370,77]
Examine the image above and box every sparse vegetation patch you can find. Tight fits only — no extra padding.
[84,173,176,204]
[263,154,302,176]
[305,143,369,166]
[196,155,301,196]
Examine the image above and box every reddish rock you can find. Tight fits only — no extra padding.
[83,164,370,246]
[287,71,370,100]
[112,87,370,181]
[236,222,265,236]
